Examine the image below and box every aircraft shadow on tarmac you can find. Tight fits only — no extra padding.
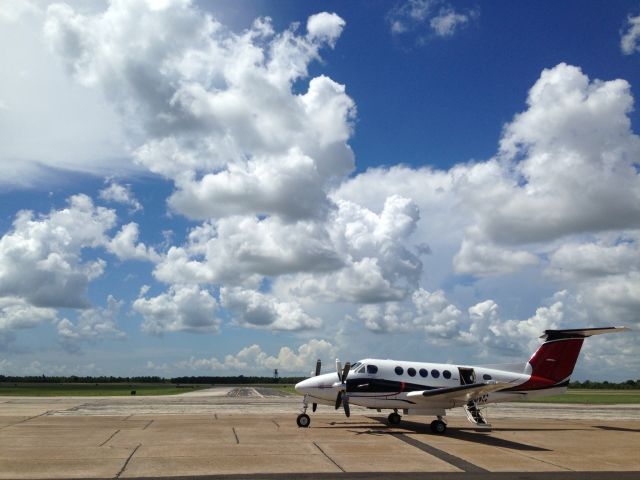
[594,425,640,433]
[314,417,583,452]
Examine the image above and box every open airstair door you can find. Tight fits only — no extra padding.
[458,367,490,428]
[458,367,475,385]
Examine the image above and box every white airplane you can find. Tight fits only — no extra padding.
[294,326,629,433]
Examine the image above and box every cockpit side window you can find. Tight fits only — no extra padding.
[356,365,366,374]
[366,364,378,374]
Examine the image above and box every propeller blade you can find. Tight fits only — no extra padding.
[343,394,350,418]
[315,359,321,376]
[335,359,342,382]
[335,391,342,410]
[342,362,351,383]
[312,403,317,412]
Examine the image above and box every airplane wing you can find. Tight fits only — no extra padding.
[406,382,510,406]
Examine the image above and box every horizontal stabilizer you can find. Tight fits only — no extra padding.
[406,382,510,405]
[540,326,630,340]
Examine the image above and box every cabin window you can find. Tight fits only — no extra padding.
[395,366,404,375]
[483,374,492,380]
[443,370,451,379]
[419,368,428,378]
[431,369,440,378]
[407,367,416,377]
[367,365,378,374]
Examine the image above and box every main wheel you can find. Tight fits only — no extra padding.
[430,419,447,434]
[388,412,401,425]
[296,413,311,428]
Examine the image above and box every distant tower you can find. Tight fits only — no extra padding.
[273,369,279,380]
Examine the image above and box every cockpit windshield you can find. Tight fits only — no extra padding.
[351,362,361,369]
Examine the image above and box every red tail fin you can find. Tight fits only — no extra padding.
[527,337,584,383]
[517,327,629,391]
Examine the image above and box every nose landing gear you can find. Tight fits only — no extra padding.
[297,413,310,428]
[297,394,311,428]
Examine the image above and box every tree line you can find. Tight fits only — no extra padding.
[568,379,640,389]
[0,375,305,385]
[0,375,638,388]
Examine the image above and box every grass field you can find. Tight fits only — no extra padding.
[275,385,640,404]
[2,383,639,404]
[272,385,297,395]
[0,383,210,396]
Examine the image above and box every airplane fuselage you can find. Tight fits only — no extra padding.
[294,327,628,431]
[296,358,566,413]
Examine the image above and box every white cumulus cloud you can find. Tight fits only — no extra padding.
[57,295,126,352]
[0,194,116,308]
[108,223,160,263]
[134,284,221,335]
[177,339,337,375]
[45,1,355,221]
[220,287,322,331]
[99,181,143,212]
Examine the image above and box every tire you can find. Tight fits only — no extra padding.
[297,413,311,428]
[388,412,401,425]
[430,419,447,434]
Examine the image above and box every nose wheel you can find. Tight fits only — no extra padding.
[297,394,311,428]
[297,413,311,428]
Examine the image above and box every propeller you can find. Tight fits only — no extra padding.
[333,358,351,417]
[312,359,321,412]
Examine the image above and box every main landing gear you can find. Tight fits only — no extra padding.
[430,417,447,434]
[387,410,401,425]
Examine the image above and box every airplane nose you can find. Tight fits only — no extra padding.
[295,377,314,394]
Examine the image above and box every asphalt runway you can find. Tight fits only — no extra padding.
[0,387,638,479]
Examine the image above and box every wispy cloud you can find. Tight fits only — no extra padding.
[388,0,478,43]
[621,13,640,55]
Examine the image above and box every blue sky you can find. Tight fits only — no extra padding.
[1,0,639,380]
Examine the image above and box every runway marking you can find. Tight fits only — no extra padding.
[393,433,488,473]
[99,429,120,447]
[313,441,345,473]
[252,388,264,398]
[142,420,153,430]
[232,427,239,444]
[115,443,140,479]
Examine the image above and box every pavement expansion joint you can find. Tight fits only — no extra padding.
[313,441,345,473]
[115,443,141,479]
[510,450,574,472]
[0,409,52,430]
[99,429,121,447]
